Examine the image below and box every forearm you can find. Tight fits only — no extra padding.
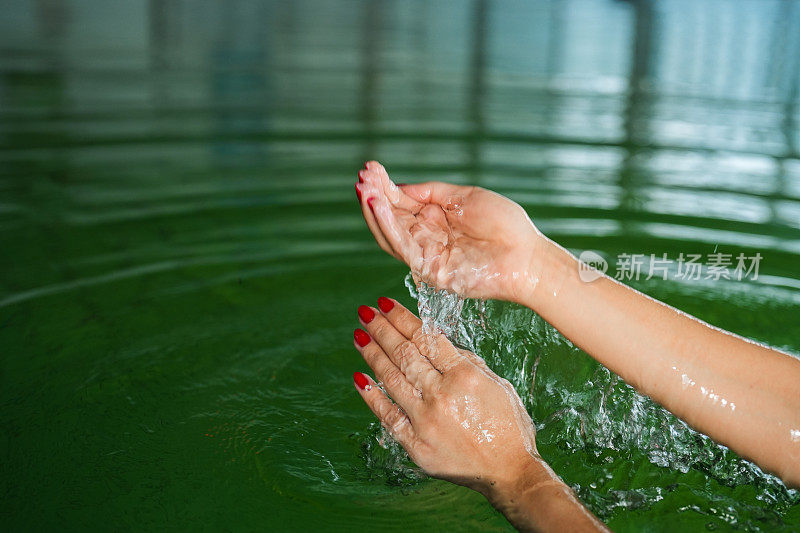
[518,237,800,486]
[487,458,608,533]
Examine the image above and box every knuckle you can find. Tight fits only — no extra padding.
[371,319,392,339]
[410,327,427,345]
[376,400,395,421]
[452,367,482,391]
[362,343,381,365]
[411,329,432,357]
[388,415,409,436]
[383,369,405,390]
[423,381,444,405]
[392,340,417,369]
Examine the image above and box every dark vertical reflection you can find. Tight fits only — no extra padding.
[148,0,174,107]
[770,1,800,228]
[618,0,658,218]
[210,1,271,167]
[468,0,488,183]
[778,1,800,159]
[623,0,656,148]
[544,0,565,156]
[29,0,69,179]
[545,0,564,78]
[360,0,382,163]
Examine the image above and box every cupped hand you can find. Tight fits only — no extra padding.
[351,298,548,499]
[355,162,544,302]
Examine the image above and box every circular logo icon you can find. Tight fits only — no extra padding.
[578,250,608,283]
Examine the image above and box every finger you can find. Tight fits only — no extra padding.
[375,297,422,339]
[364,161,422,212]
[369,195,425,271]
[400,181,474,207]
[354,329,422,412]
[359,163,426,267]
[355,180,399,259]
[353,372,416,446]
[360,304,440,393]
[376,297,462,374]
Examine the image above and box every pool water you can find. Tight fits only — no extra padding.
[1,1,799,531]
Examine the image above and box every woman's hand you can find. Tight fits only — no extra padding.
[352,297,542,496]
[355,162,544,302]
[351,298,607,532]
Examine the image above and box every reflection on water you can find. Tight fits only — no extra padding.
[1,1,799,531]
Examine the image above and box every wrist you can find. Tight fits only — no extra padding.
[484,454,554,511]
[485,455,578,530]
[512,235,576,312]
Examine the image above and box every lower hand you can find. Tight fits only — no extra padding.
[351,298,548,501]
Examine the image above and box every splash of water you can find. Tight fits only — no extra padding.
[358,272,799,529]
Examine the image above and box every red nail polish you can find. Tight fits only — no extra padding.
[377,297,394,313]
[367,197,375,209]
[358,305,375,323]
[353,371,369,390]
[364,162,369,169]
[355,183,362,202]
[354,328,371,347]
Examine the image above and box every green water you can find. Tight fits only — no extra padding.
[2,1,800,531]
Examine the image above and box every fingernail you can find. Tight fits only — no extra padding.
[364,162,369,170]
[354,328,371,347]
[367,197,375,209]
[358,305,375,323]
[353,371,370,391]
[355,183,362,202]
[377,297,394,313]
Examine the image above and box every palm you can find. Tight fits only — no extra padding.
[408,187,535,299]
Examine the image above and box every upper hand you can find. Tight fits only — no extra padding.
[355,162,544,302]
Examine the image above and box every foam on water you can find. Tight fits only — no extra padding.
[359,272,799,529]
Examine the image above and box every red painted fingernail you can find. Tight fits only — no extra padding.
[364,162,369,169]
[354,328,371,347]
[353,371,369,390]
[355,183,362,201]
[358,305,375,323]
[367,197,375,209]
[377,297,394,313]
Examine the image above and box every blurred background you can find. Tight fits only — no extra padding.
[1,1,799,531]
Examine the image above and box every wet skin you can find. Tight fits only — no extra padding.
[351,161,800,531]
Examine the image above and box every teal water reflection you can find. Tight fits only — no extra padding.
[1,1,799,531]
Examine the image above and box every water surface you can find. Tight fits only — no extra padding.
[2,1,800,530]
